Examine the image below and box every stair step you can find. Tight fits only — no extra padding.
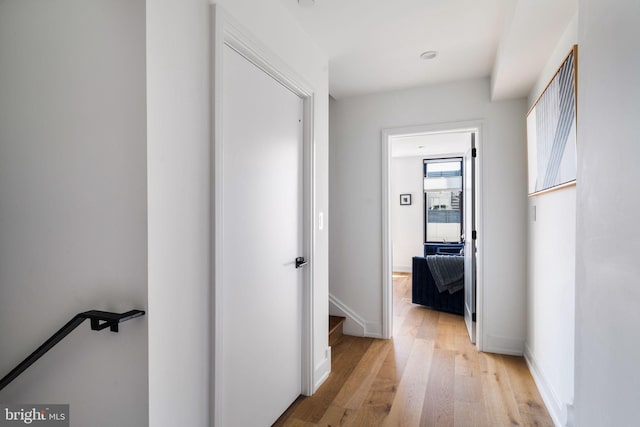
[329,315,346,347]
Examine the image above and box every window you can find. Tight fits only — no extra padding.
[423,158,462,243]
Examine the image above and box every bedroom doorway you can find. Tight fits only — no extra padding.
[382,122,482,348]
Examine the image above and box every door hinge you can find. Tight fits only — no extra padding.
[472,147,477,158]
[472,230,477,240]
[472,313,477,322]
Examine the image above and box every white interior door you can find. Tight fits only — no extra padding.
[221,44,304,427]
[463,134,477,343]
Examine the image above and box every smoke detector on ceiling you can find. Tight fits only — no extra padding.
[298,0,315,7]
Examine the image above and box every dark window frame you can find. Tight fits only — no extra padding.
[423,157,464,244]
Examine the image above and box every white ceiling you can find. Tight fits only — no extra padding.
[279,0,577,100]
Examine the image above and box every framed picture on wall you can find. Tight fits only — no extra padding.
[400,194,411,205]
[527,45,578,196]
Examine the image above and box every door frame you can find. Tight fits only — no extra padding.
[381,120,484,350]
[210,6,316,426]
[463,137,477,343]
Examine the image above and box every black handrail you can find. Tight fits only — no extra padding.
[0,309,145,391]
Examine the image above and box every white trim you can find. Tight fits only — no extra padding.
[483,334,524,356]
[210,7,223,427]
[313,348,331,392]
[475,124,486,351]
[301,92,316,397]
[474,125,486,351]
[210,5,316,425]
[220,12,313,97]
[329,293,384,338]
[365,322,383,338]
[329,292,366,335]
[525,344,568,427]
[392,266,412,273]
[381,132,393,339]
[381,120,485,348]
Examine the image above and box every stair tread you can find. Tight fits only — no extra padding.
[329,315,346,335]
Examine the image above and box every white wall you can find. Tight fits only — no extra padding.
[574,0,640,425]
[528,14,579,108]
[0,1,148,426]
[330,78,528,354]
[526,189,576,426]
[146,0,211,426]
[524,13,577,427]
[391,156,424,272]
[147,0,330,424]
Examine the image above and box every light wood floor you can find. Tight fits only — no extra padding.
[274,273,553,427]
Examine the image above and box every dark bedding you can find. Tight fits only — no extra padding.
[412,256,464,315]
[426,254,464,294]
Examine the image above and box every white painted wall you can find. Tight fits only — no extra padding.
[391,156,424,272]
[330,78,528,354]
[574,1,640,425]
[146,0,211,425]
[524,13,577,427]
[528,14,578,108]
[0,1,148,426]
[148,1,330,424]
[526,190,576,426]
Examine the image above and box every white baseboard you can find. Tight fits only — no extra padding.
[342,319,365,336]
[365,321,383,339]
[312,347,331,394]
[483,334,524,356]
[329,293,382,338]
[524,344,571,427]
[392,265,411,273]
[329,293,365,336]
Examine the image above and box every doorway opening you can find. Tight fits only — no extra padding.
[381,121,482,349]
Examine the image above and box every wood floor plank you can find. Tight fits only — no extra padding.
[290,336,374,423]
[275,274,554,427]
[453,346,487,427]
[315,403,352,426]
[273,396,306,427]
[348,380,395,426]
[393,276,413,319]
[501,355,553,426]
[479,352,524,426]
[434,314,459,351]
[455,343,480,380]
[331,338,392,410]
[399,305,426,337]
[383,338,435,426]
[416,308,440,341]
[420,348,455,426]
[278,418,317,427]
[454,372,481,403]
[348,344,404,426]
[453,400,488,427]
